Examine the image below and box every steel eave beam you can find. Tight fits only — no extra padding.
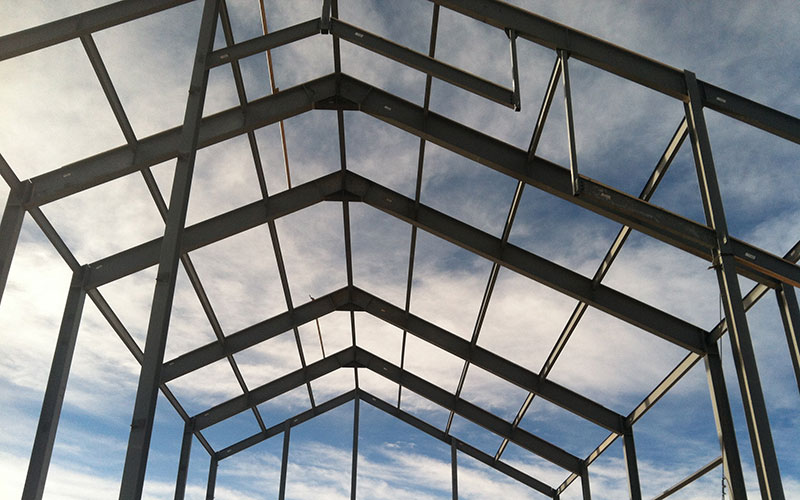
[343,171,707,353]
[360,391,556,497]
[0,0,194,62]
[328,18,516,109]
[353,347,582,473]
[161,288,350,382]
[429,0,800,144]
[27,74,339,207]
[336,74,800,288]
[192,347,355,430]
[206,18,321,67]
[347,286,624,434]
[86,170,344,287]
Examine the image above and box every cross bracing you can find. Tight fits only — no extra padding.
[0,1,798,499]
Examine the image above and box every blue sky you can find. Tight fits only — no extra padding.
[1,0,799,499]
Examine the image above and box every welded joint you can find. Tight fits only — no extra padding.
[320,0,331,33]
[8,179,33,209]
[505,28,521,111]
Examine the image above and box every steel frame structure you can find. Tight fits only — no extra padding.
[1,0,799,499]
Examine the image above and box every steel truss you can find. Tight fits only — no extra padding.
[1,0,798,499]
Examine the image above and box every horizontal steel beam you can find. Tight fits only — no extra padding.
[336,74,800,288]
[0,0,193,61]
[27,74,338,207]
[348,287,624,434]
[353,347,582,473]
[430,0,800,144]
[161,288,349,382]
[360,391,556,497]
[216,390,357,460]
[343,171,707,353]
[193,347,356,430]
[328,18,516,108]
[207,18,321,68]
[86,170,345,287]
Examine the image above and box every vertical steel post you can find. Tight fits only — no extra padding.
[558,49,580,196]
[579,461,591,500]
[118,1,219,498]
[205,456,217,500]
[278,421,291,500]
[451,438,458,500]
[684,69,784,499]
[21,267,87,500]
[0,183,29,306]
[174,421,194,500]
[351,397,360,500]
[704,339,748,499]
[776,284,800,393]
[623,426,642,500]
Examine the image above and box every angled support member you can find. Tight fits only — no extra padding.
[0,176,30,306]
[704,339,747,499]
[205,456,218,500]
[21,266,88,500]
[118,1,220,498]
[684,69,784,499]
[174,420,194,500]
[278,421,291,500]
[558,49,580,196]
[622,425,642,500]
[776,283,800,393]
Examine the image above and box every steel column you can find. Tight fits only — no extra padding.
[579,461,591,500]
[205,456,217,500]
[704,339,747,499]
[278,422,290,500]
[685,69,784,499]
[451,437,458,500]
[622,427,641,500]
[174,422,193,500]
[776,284,800,393]
[351,397,360,500]
[21,267,88,500]
[0,184,28,306]
[118,1,219,498]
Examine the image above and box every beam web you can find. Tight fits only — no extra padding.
[451,437,458,500]
[278,422,290,500]
[579,461,591,500]
[398,2,439,408]
[118,0,219,497]
[351,397,360,500]
[0,182,28,307]
[622,427,642,500]
[704,339,747,498]
[558,50,580,196]
[685,69,784,499]
[205,456,218,500]
[776,284,800,393]
[21,267,87,500]
[174,421,193,500]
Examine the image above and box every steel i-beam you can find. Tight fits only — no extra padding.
[21,268,88,500]
[174,421,193,500]
[776,284,800,393]
[685,69,784,499]
[118,1,220,498]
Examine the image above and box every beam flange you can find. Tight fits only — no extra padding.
[336,74,800,288]
[353,347,582,473]
[343,171,707,354]
[348,286,624,434]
